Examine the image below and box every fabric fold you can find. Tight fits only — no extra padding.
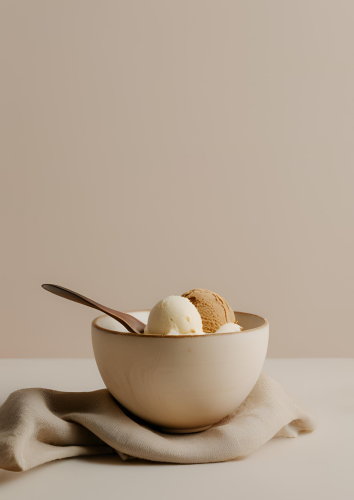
[0,374,317,472]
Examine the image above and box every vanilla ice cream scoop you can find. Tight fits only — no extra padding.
[144,296,204,335]
[215,322,242,334]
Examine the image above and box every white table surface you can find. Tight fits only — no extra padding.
[0,359,353,500]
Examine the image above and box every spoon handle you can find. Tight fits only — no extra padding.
[42,284,104,310]
[41,284,146,333]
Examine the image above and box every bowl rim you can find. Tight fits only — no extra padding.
[92,310,268,338]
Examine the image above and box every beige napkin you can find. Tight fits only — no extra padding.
[0,374,317,472]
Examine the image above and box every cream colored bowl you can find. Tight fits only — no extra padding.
[92,311,269,433]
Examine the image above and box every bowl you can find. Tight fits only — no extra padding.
[92,310,269,433]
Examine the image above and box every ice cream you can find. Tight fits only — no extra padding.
[215,322,242,334]
[182,288,236,333]
[144,289,242,335]
[144,296,204,336]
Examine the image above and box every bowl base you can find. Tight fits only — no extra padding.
[158,425,212,434]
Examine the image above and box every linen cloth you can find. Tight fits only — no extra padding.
[0,373,317,471]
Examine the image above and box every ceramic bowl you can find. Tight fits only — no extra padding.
[92,311,269,433]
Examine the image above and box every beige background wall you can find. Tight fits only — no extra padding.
[1,1,353,358]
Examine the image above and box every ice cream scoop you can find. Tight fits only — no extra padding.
[215,322,242,334]
[182,288,236,333]
[144,296,204,335]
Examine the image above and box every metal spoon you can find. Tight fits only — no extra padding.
[42,284,146,334]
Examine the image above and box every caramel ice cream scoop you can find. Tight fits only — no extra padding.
[182,288,236,333]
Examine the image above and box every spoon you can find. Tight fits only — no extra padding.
[42,284,146,334]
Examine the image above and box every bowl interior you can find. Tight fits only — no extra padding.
[95,310,266,334]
